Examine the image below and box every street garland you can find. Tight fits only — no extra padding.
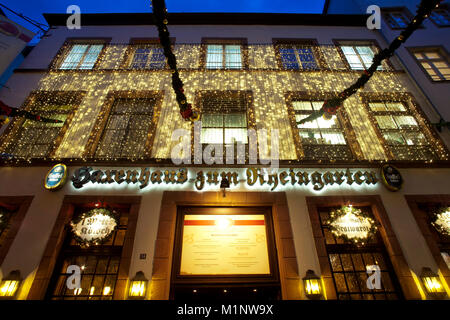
[296,0,444,124]
[70,207,119,247]
[0,100,64,127]
[151,0,199,122]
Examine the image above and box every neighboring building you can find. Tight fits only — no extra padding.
[0,46,34,89]
[326,0,450,124]
[0,9,449,301]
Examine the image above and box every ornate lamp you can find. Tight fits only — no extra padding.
[420,267,447,299]
[302,269,323,300]
[128,271,148,299]
[0,270,22,299]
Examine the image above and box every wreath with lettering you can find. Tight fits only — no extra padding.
[327,206,378,246]
[0,207,11,234]
[431,207,450,237]
[70,208,119,247]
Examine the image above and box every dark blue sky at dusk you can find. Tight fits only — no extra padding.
[1,0,326,42]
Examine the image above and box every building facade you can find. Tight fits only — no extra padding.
[0,10,449,300]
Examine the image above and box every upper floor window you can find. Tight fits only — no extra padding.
[429,8,450,27]
[411,48,450,81]
[200,93,248,146]
[287,96,359,160]
[340,45,383,71]
[130,46,165,69]
[384,11,409,29]
[2,92,82,159]
[294,101,346,145]
[367,101,437,160]
[59,43,104,70]
[94,97,158,159]
[202,39,247,70]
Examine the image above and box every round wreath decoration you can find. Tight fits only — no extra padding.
[327,206,378,246]
[431,207,450,237]
[70,207,119,247]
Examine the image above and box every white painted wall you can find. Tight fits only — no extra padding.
[0,166,449,299]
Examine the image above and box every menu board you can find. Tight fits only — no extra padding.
[180,214,271,275]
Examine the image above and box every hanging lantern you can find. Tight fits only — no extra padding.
[128,271,149,299]
[420,267,447,299]
[302,270,323,300]
[0,270,22,299]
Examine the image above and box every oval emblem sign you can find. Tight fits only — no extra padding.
[380,164,403,192]
[44,164,68,190]
[71,208,118,246]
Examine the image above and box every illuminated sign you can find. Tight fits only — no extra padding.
[70,167,379,192]
[44,164,68,190]
[180,214,270,275]
[328,206,377,245]
[380,164,403,192]
[70,208,118,246]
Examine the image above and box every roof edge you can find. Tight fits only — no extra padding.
[43,12,369,27]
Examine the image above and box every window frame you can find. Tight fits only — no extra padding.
[429,5,450,28]
[333,39,393,71]
[120,38,174,70]
[306,195,421,299]
[405,195,450,287]
[272,38,326,71]
[84,91,164,159]
[51,38,111,71]
[285,92,363,161]
[0,196,33,266]
[407,46,450,83]
[193,90,256,162]
[0,91,85,159]
[201,38,249,70]
[360,92,449,161]
[382,7,413,30]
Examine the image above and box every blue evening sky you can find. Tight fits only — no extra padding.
[0,0,325,43]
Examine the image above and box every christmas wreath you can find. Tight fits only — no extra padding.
[70,207,119,247]
[431,207,450,237]
[327,206,378,245]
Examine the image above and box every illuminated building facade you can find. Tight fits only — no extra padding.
[0,11,449,300]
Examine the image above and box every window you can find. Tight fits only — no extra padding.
[294,101,346,145]
[95,97,156,159]
[129,45,165,69]
[290,100,356,160]
[59,43,104,70]
[206,44,243,69]
[429,8,450,27]
[200,93,248,147]
[384,12,409,29]
[46,205,129,300]
[278,45,319,70]
[318,206,403,300]
[340,45,383,71]
[412,49,450,81]
[367,101,437,160]
[4,94,79,158]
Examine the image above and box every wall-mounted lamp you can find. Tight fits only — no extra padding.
[128,271,148,299]
[0,270,22,299]
[420,267,447,299]
[220,177,230,197]
[302,269,323,300]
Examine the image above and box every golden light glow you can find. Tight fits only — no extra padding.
[420,267,447,299]
[302,269,323,299]
[0,280,19,297]
[215,217,233,229]
[90,286,95,295]
[423,276,443,293]
[74,288,82,295]
[1,43,447,164]
[129,281,146,297]
[304,279,321,296]
[103,286,111,295]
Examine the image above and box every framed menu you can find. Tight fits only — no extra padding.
[172,207,279,283]
[180,214,270,275]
